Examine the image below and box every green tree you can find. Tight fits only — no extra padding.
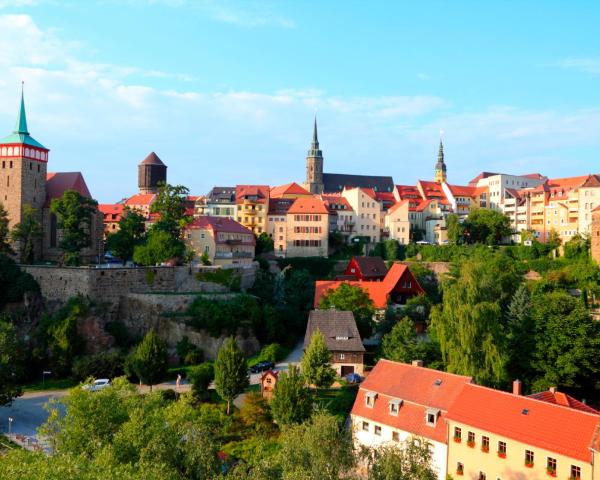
[133,229,185,265]
[0,202,12,255]
[270,364,312,425]
[383,239,399,261]
[214,336,249,415]
[0,254,39,309]
[277,412,355,480]
[380,317,440,367]
[50,190,98,265]
[188,363,214,401]
[319,283,375,339]
[10,204,42,263]
[255,232,274,256]
[0,319,24,406]
[128,330,168,391]
[239,391,274,435]
[446,213,462,245]
[106,208,146,264]
[463,208,511,245]
[150,183,191,238]
[530,291,600,396]
[363,439,437,480]
[301,330,336,389]
[505,285,535,385]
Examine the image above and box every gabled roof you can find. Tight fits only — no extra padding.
[45,172,92,206]
[395,185,422,200]
[447,184,476,197]
[268,198,295,215]
[288,196,329,215]
[323,173,395,193]
[139,152,165,166]
[447,383,600,463]
[528,389,599,414]
[98,204,124,217]
[186,216,255,242]
[351,360,472,443]
[304,310,365,352]
[350,256,388,279]
[593,205,600,213]
[417,180,449,204]
[320,195,354,213]
[412,199,432,212]
[236,185,270,203]
[468,172,499,186]
[125,193,156,206]
[207,186,236,204]
[270,182,311,198]
[387,199,410,215]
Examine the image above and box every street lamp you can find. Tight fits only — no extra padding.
[8,417,13,437]
[42,370,52,388]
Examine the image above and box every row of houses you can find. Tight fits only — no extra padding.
[351,359,600,480]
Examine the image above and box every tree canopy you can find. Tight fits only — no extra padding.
[270,364,312,425]
[10,204,42,264]
[133,229,185,266]
[462,208,512,245]
[214,336,249,415]
[0,201,13,255]
[106,208,146,264]
[0,319,24,406]
[149,183,191,238]
[127,330,168,391]
[319,283,375,339]
[301,329,336,389]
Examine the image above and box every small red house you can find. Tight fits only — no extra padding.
[339,256,388,281]
[315,263,425,309]
[260,370,279,400]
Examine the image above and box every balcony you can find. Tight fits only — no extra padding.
[225,239,242,245]
[215,251,253,259]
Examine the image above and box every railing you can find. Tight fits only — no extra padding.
[215,251,253,259]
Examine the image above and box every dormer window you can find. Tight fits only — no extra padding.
[365,392,377,408]
[425,408,440,427]
[389,399,403,416]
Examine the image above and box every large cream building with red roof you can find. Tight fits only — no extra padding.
[285,196,329,257]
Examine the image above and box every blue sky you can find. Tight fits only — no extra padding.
[1,1,600,202]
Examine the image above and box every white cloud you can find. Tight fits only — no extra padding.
[0,0,37,8]
[557,57,600,75]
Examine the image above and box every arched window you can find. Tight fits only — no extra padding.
[1,147,5,156]
[35,150,40,159]
[7,147,13,156]
[25,148,30,157]
[14,146,19,156]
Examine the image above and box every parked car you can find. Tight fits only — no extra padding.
[345,373,363,384]
[83,379,111,392]
[250,361,275,374]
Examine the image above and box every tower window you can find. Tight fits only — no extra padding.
[30,162,32,170]
[6,176,9,187]
[37,164,40,172]
[9,161,13,168]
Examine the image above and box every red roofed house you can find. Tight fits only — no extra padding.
[236,185,270,236]
[285,196,329,257]
[351,359,473,480]
[341,256,388,281]
[98,203,124,238]
[314,262,425,309]
[446,382,600,480]
[320,193,356,240]
[184,216,255,265]
[125,193,156,217]
[269,182,312,199]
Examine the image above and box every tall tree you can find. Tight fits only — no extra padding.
[150,183,191,238]
[255,232,274,256]
[0,202,12,255]
[50,190,98,265]
[0,319,24,406]
[446,213,462,245]
[380,317,440,367]
[106,208,146,264]
[128,330,168,391]
[319,283,375,339]
[132,229,185,266]
[505,285,535,385]
[10,204,42,264]
[214,336,249,415]
[301,330,336,389]
[462,208,511,245]
[270,364,312,425]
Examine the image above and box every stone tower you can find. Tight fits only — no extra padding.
[434,139,447,184]
[305,118,324,194]
[0,85,49,235]
[138,152,167,194]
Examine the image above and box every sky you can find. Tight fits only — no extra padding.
[1,1,600,202]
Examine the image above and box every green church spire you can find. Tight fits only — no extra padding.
[14,82,29,135]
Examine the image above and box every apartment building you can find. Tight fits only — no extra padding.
[267,198,294,256]
[321,194,356,240]
[469,172,546,210]
[351,360,473,480]
[342,187,381,243]
[384,200,410,244]
[446,382,600,480]
[185,216,255,265]
[285,196,329,257]
[203,187,236,219]
[235,185,269,235]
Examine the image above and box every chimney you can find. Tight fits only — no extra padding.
[549,386,557,394]
[512,379,522,396]
[412,360,424,367]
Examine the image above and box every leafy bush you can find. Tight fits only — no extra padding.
[188,362,214,400]
[175,336,204,365]
[0,254,39,309]
[196,269,241,291]
[256,343,284,363]
[72,351,124,381]
[187,294,262,337]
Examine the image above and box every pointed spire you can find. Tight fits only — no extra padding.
[14,81,29,135]
[312,116,319,148]
[438,139,444,164]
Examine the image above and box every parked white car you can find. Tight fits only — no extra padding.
[83,379,111,392]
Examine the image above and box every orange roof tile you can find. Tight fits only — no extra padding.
[395,185,422,200]
[288,196,329,215]
[98,204,124,216]
[528,389,599,415]
[446,383,600,463]
[387,199,409,215]
[270,182,311,198]
[125,193,156,206]
[235,185,270,203]
[447,184,476,197]
[351,360,472,443]
[186,215,255,242]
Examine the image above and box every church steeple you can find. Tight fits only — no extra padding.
[434,138,447,184]
[305,116,324,194]
[14,82,29,135]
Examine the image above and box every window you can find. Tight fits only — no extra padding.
[547,457,556,475]
[481,436,489,452]
[456,463,464,475]
[339,353,345,360]
[365,392,377,407]
[392,431,400,442]
[389,399,402,415]
[374,425,381,436]
[454,427,462,441]
[362,421,369,432]
[478,473,486,480]
[525,450,534,466]
[467,431,475,447]
[498,441,506,457]
[570,466,581,479]
[425,408,439,427]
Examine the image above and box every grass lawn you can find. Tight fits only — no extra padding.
[23,378,78,392]
[315,384,359,421]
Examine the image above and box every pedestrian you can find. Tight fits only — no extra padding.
[176,373,181,391]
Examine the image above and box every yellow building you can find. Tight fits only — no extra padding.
[446,382,600,480]
[235,185,269,235]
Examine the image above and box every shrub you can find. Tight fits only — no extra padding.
[257,343,284,363]
[72,351,124,381]
[188,363,214,400]
[196,269,241,291]
[176,336,204,365]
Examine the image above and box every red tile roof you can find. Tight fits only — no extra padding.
[528,389,599,415]
[387,199,409,215]
[361,187,377,200]
[320,195,354,213]
[288,196,329,215]
[45,172,92,207]
[236,185,269,203]
[98,204,124,222]
[270,182,311,198]
[447,184,476,197]
[417,180,449,204]
[412,199,432,212]
[125,193,156,206]
[446,383,600,463]
[268,198,295,215]
[351,360,472,443]
[186,216,255,243]
[395,185,422,200]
